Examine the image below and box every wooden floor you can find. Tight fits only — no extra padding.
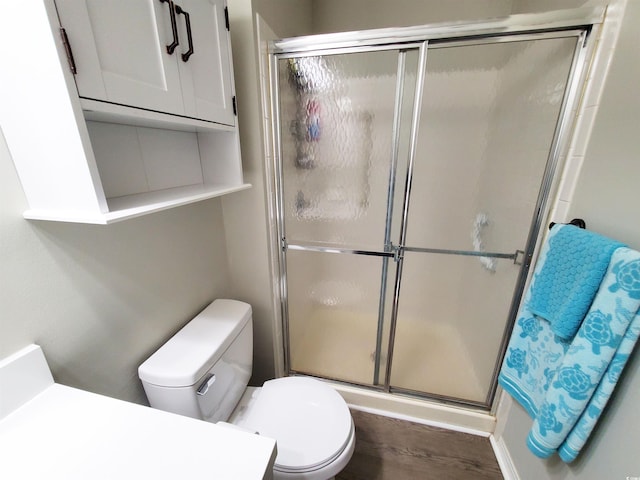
[336,410,504,480]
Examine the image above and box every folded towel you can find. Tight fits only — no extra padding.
[499,228,568,418]
[558,308,640,462]
[526,247,640,459]
[529,225,624,340]
[499,244,640,462]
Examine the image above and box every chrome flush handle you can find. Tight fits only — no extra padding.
[196,373,216,396]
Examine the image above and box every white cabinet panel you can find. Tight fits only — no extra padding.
[138,127,203,190]
[55,0,236,126]
[88,122,205,198]
[177,0,236,125]
[86,122,149,198]
[55,0,185,115]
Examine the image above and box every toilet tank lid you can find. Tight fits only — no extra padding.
[138,299,251,388]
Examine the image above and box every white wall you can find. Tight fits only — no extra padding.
[223,0,313,383]
[311,0,512,33]
[253,0,313,38]
[0,128,232,404]
[497,0,640,478]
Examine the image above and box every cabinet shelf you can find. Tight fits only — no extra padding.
[24,183,251,224]
[81,98,236,134]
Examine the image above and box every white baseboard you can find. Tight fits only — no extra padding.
[331,382,496,434]
[490,434,520,480]
[349,403,491,437]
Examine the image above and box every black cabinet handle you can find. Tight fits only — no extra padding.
[159,0,179,54]
[175,4,194,62]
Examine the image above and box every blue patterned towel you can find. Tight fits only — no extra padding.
[499,246,640,462]
[529,225,624,340]
[558,307,640,462]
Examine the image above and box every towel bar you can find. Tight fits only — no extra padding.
[549,218,586,230]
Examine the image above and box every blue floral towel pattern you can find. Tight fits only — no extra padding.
[499,244,640,462]
[529,224,624,340]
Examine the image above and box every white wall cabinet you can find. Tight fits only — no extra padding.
[55,0,236,126]
[0,0,248,224]
[176,0,237,125]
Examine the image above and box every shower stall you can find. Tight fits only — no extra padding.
[268,11,598,409]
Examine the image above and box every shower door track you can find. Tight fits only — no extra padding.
[270,8,602,55]
[271,9,600,411]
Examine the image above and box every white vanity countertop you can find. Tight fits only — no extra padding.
[0,346,277,480]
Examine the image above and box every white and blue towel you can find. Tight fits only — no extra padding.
[499,226,640,462]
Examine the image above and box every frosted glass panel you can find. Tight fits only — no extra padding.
[405,38,576,253]
[391,253,520,402]
[279,51,401,249]
[286,249,392,386]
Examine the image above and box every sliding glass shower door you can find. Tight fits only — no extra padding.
[277,47,420,386]
[389,37,581,404]
[273,27,589,407]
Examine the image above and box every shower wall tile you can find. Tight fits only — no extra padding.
[259,64,272,122]
[558,155,585,202]
[262,118,273,156]
[598,1,627,51]
[274,329,285,376]
[257,17,274,121]
[582,33,617,109]
[549,199,570,225]
[582,40,607,108]
[570,105,597,157]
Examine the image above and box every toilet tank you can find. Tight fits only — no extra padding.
[138,299,253,423]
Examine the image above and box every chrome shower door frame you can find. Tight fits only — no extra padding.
[268,9,600,410]
[270,40,425,389]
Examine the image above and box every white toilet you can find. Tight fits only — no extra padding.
[138,299,355,480]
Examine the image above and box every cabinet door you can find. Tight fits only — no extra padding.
[55,0,185,115]
[175,0,236,126]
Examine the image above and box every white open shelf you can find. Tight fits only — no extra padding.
[24,183,251,224]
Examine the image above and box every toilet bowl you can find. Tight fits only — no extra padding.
[231,379,355,480]
[138,299,355,480]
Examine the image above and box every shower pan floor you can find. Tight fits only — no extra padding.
[290,309,485,402]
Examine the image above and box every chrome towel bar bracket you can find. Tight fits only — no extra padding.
[549,218,586,230]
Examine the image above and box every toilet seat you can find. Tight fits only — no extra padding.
[238,377,353,473]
